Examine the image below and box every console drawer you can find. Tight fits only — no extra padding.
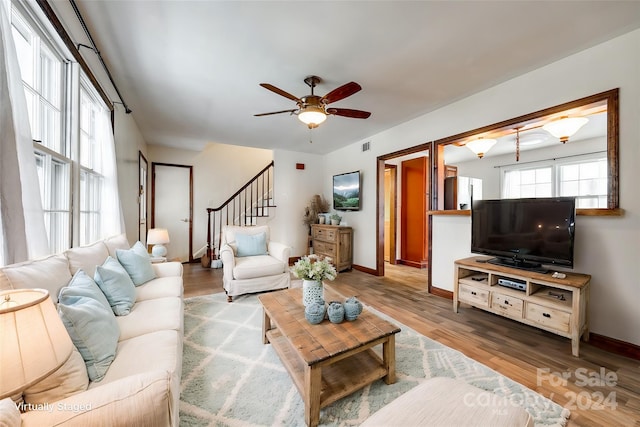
[458,284,489,308]
[313,241,336,257]
[491,293,523,318]
[312,227,337,242]
[526,303,570,333]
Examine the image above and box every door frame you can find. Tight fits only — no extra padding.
[151,162,194,263]
[376,143,432,286]
[384,164,397,265]
[138,151,148,244]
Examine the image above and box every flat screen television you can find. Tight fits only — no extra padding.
[333,171,361,211]
[471,197,576,272]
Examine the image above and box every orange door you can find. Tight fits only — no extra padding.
[400,157,428,268]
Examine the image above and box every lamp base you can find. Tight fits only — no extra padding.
[151,244,167,258]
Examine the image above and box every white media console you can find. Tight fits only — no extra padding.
[453,256,591,357]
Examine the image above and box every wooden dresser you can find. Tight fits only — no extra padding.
[310,224,353,272]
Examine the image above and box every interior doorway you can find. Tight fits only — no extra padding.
[377,144,431,291]
[151,163,193,262]
[400,156,428,268]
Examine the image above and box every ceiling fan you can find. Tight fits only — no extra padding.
[254,75,371,129]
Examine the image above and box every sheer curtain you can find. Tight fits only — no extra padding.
[97,109,125,239]
[0,0,49,266]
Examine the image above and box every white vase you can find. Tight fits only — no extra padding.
[302,280,324,306]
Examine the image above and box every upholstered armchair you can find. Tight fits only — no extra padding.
[219,225,291,302]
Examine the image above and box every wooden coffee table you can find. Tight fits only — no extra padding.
[258,287,400,427]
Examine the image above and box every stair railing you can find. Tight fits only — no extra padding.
[206,161,275,260]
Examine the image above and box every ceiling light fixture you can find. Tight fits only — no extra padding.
[298,105,327,129]
[542,116,588,143]
[466,137,497,159]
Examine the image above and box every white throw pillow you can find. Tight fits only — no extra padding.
[23,348,89,405]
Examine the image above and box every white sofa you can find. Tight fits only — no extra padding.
[219,225,290,301]
[0,234,184,426]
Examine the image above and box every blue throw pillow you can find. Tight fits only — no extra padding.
[57,295,119,382]
[116,241,156,286]
[236,232,268,257]
[59,269,112,313]
[94,256,137,316]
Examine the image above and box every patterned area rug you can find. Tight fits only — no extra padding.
[179,292,570,426]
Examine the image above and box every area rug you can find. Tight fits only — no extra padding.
[179,292,570,426]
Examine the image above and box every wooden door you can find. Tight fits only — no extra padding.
[400,157,428,268]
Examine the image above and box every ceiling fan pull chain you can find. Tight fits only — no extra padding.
[309,128,313,143]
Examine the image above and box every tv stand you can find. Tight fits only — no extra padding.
[487,257,548,274]
[453,256,590,357]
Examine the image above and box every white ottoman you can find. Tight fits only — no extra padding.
[361,377,534,427]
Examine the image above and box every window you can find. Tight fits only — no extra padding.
[79,84,107,246]
[501,156,607,208]
[11,2,119,253]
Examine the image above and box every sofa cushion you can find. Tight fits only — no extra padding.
[94,256,137,316]
[58,295,120,382]
[236,231,268,257]
[0,254,71,302]
[233,254,286,280]
[23,348,89,406]
[0,397,20,427]
[116,241,156,286]
[117,297,183,341]
[65,240,109,277]
[20,371,173,427]
[91,330,181,388]
[58,269,112,313]
[104,233,130,257]
[135,276,183,301]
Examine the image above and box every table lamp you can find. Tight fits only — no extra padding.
[147,228,170,257]
[0,289,73,401]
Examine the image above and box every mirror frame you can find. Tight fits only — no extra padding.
[432,88,620,216]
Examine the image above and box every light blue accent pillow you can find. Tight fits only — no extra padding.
[236,232,268,257]
[94,256,137,316]
[59,269,112,313]
[116,241,156,286]
[57,295,119,382]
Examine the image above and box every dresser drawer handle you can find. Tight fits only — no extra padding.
[504,300,509,305]
[543,313,551,318]
[471,291,477,296]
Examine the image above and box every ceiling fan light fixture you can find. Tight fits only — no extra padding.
[466,137,496,159]
[542,116,588,143]
[298,105,327,128]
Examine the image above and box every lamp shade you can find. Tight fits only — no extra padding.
[543,117,588,143]
[0,289,73,400]
[147,228,170,245]
[465,137,497,159]
[298,105,327,128]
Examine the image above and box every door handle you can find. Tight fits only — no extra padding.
[180,218,189,223]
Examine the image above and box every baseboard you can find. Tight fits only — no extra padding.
[352,264,378,276]
[429,286,453,299]
[589,333,640,360]
[397,259,428,269]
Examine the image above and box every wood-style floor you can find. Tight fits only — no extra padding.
[183,262,639,426]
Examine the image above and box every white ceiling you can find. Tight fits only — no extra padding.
[49,1,640,155]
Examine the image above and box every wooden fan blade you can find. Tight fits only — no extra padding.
[254,109,298,117]
[259,83,299,101]
[322,82,362,104]
[327,108,371,119]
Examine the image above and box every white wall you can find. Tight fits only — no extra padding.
[271,150,325,256]
[325,29,640,346]
[113,108,148,243]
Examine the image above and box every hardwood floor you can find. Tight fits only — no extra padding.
[183,262,639,426]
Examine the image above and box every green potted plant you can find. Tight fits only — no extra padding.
[330,213,342,225]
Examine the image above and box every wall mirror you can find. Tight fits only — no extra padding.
[434,89,619,215]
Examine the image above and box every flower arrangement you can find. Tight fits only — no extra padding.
[290,255,337,282]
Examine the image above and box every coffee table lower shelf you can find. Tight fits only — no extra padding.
[266,328,390,409]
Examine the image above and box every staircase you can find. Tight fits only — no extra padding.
[205,161,275,260]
